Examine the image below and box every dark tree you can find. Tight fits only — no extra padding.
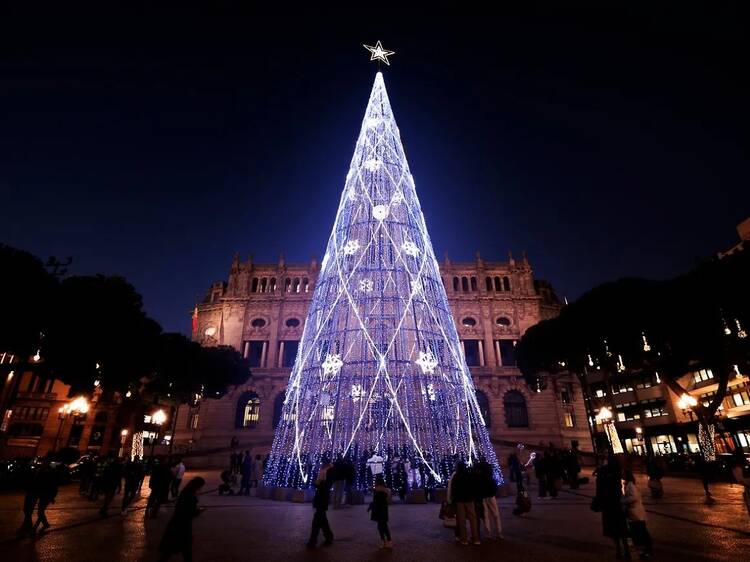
[44,275,162,394]
[517,251,749,453]
[0,244,58,359]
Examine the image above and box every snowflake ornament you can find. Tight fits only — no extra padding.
[321,353,344,377]
[342,239,360,255]
[402,240,419,257]
[372,204,389,220]
[359,279,374,292]
[416,350,439,375]
[364,158,382,172]
[391,191,404,205]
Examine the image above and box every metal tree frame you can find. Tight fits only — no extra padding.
[264,72,502,490]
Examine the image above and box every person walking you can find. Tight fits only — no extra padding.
[694,455,714,502]
[33,461,59,534]
[593,454,630,559]
[306,459,334,549]
[621,470,653,558]
[331,455,346,508]
[366,450,384,487]
[147,457,173,518]
[368,474,393,548]
[171,458,186,499]
[448,461,480,546]
[17,463,40,537]
[645,455,664,498]
[250,454,263,488]
[158,477,206,562]
[121,460,141,514]
[534,450,548,499]
[239,451,252,495]
[99,456,122,518]
[565,444,582,489]
[479,460,503,540]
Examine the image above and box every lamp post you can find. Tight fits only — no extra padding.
[149,409,167,460]
[596,406,624,454]
[677,393,698,421]
[54,396,89,452]
[119,429,129,458]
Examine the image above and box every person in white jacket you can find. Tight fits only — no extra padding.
[621,470,652,558]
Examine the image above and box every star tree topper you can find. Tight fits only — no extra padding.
[364,41,395,66]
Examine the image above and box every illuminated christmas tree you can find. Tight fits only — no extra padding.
[264,70,502,490]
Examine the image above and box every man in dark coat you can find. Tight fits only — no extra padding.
[306,460,334,548]
[99,456,123,517]
[33,461,59,533]
[147,457,173,518]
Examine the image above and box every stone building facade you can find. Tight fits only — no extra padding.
[173,252,592,465]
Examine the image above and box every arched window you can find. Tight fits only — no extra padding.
[273,392,285,428]
[251,278,259,293]
[496,317,511,327]
[503,276,511,291]
[285,278,291,292]
[470,277,478,291]
[461,277,469,292]
[236,391,261,429]
[303,277,310,293]
[494,276,502,291]
[270,277,277,292]
[260,277,268,292]
[293,278,301,293]
[485,277,493,291]
[475,390,491,427]
[504,390,529,428]
[453,277,460,292]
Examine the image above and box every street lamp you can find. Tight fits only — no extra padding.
[677,393,698,421]
[149,409,167,459]
[54,396,89,452]
[596,406,624,454]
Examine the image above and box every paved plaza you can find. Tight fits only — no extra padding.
[0,470,748,562]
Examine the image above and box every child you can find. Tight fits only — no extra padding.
[368,475,393,548]
[621,469,653,558]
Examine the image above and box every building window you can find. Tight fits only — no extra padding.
[494,276,502,291]
[463,340,481,367]
[270,277,277,292]
[470,277,478,291]
[251,318,266,328]
[285,278,292,292]
[237,392,261,428]
[563,411,575,427]
[303,277,310,293]
[497,340,517,366]
[560,383,574,404]
[453,277,459,292]
[503,276,511,291]
[496,317,511,327]
[188,410,199,430]
[475,390,491,427]
[285,318,301,328]
[461,277,469,292]
[732,391,750,407]
[692,369,714,383]
[251,278,259,292]
[485,277,493,291]
[461,317,477,327]
[281,341,299,368]
[504,390,529,428]
[244,341,266,367]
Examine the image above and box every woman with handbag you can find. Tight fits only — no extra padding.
[368,475,393,549]
[593,454,630,559]
[621,470,653,558]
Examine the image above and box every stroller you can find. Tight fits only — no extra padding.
[513,489,532,516]
[218,469,237,495]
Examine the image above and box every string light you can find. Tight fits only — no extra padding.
[642,332,651,352]
[736,319,747,339]
[616,354,626,373]
[264,72,500,490]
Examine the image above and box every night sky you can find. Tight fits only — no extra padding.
[2,10,748,333]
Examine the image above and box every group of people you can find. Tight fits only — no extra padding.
[446,459,503,545]
[225,450,266,495]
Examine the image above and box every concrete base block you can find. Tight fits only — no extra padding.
[407,489,427,504]
[274,487,293,501]
[258,486,273,499]
[432,488,447,503]
[348,490,365,505]
[292,489,314,503]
